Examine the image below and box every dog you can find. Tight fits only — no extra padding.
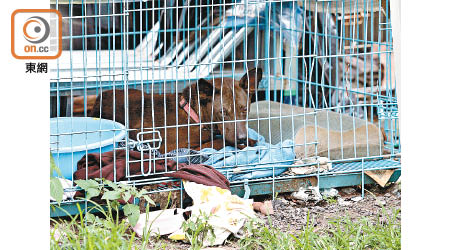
[90,68,263,153]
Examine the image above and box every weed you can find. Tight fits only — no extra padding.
[50,153,64,204]
[74,178,156,227]
[50,179,160,249]
[238,215,298,250]
[239,208,401,250]
[51,201,141,250]
[182,210,216,250]
[323,196,338,205]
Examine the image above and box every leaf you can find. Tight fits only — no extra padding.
[50,152,63,178]
[119,182,132,191]
[85,213,96,223]
[86,188,101,200]
[101,190,122,200]
[103,180,119,190]
[137,189,147,197]
[143,195,156,206]
[123,204,139,216]
[123,204,140,227]
[75,179,99,191]
[122,192,132,204]
[50,177,64,204]
[110,200,120,211]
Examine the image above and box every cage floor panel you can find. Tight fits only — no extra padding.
[329,159,401,173]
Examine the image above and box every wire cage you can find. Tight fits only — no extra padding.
[50,0,400,216]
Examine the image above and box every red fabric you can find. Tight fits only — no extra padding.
[74,150,229,191]
[75,150,230,194]
[74,150,177,181]
[163,164,230,190]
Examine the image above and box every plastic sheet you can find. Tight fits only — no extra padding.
[226,0,304,51]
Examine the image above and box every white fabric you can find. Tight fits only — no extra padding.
[130,181,256,246]
[183,181,256,246]
[131,208,185,237]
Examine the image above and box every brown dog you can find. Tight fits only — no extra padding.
[90,68,263,153]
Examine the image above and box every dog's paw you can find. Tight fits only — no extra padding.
[247,138,257,147]
[236,138,257,150]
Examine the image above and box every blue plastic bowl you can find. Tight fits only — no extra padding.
[50,117,126,180]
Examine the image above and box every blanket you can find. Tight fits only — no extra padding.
[201,128,295,181]
[75,128,295,182]
[74,150,177,181]
[75,151,228,190]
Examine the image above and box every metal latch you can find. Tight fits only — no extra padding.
[136,129,162,151]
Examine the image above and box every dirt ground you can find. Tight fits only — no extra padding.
[149,181,401,249]
[267,182,401,233]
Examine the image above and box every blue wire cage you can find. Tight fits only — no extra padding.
[50,0,400,216]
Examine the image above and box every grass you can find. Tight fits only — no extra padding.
[323,195,338,205]
[181,210,216,250]
[51,202,400,250]
[50,197,173,250]
[239,208,401,250]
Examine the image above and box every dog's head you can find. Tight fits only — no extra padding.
[183,68,263,146]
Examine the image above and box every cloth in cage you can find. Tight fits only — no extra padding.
[200,128,296,181]
[118,140,209,164]
[158,148,210,164]
[76,128,295,183]
[74,150,228,190]
[73,150,178,181]
[164,164,230,191]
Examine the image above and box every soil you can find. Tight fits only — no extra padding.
[267,182,401,233]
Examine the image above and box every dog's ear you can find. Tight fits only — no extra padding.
[239,68,263,93]
[197,78,217,104]
[184,78,220,105]
[198,78,214,93]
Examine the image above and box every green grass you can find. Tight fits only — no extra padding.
[323,196,338,205]
[239,208,401,250]
[50,178,165,250]
[50,201,165,250]
[181,210,216,250]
